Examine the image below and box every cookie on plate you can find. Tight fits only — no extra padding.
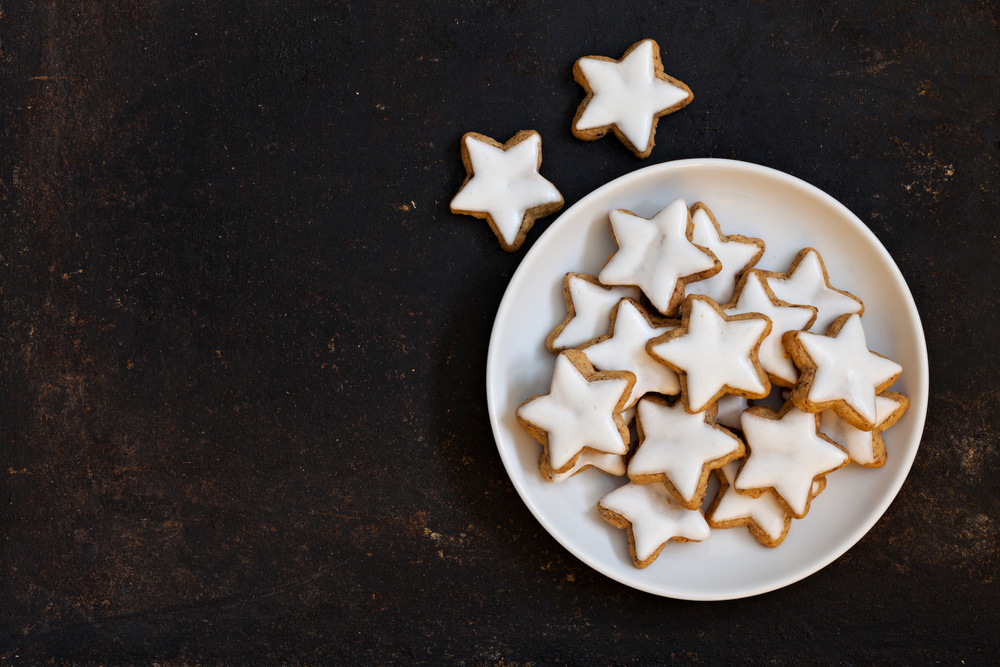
[598,481,711,568]
[628,396,744,510]
[580,298,680,407]
[783,313,903,431]
[646,295,771,413]
[450,130,563,252]
[819,391,909,467]
[516,349,635,475]
[599,199,720,316]
[706,460,791,548]
[540,447,627,482]
[724,270,817,388]
[762,247,864,332]
[546,273,641,353]
[684,203,764,305]
[735,402,849,519]
[571,39,693,158]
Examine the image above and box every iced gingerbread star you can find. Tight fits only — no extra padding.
[684,203,764,304]
[784,313,903,431]
[736,403,849,518]
[598,481,711,568]
[820,391,909,468]
[763,248,864,332]
[646,295,771,413]
[599,199,720,316]
[628,396,745,510]
[572,39,694,158]
[450,130,563,252]
[546,273,640,353]
[580,299,680,408]
[724,270,817,387]
[516,350,634,475]
[706,460,791,548]
[540,447,627,483]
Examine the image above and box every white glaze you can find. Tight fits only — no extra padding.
[551,275,640,351]
[820,393,905,465]
[795,314,902,427]
[725,271,815,385]
[715,394,750,430]
[599,199,718,315]
[628,398,743,504]
[575,40,691,153]
[583,299,680,407]
[684,207,762,304]
[599,481,711,562]
[516,353,631,471]
[547,450,627,482]
[736,406,849,517]
[450,132,562,248]
[766,249,862,332]
[710,461,788,542]
[647,297,770,412]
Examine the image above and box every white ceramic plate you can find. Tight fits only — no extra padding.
[485,158,928,600]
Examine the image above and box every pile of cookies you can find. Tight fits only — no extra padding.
[515,199,908,568]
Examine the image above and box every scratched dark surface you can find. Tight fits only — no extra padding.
[1,1,998,664]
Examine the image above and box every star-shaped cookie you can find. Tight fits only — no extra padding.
[628,397,744,509]
[646,295,771,413]
[706,460,791,548]
[784,313,903,431]
[684,203,764,304]
[450,130,563,252]
[580,299,680,407]
[819,391,909,467]
[599,199,720,316]
[516,350,634,474]
[540,448,627,482]
[598,481,711,568]
[572,39,694,158]
[763,248,864,332]
[724,270,817,387]
[736,403,850,518]
[546,273,641,353]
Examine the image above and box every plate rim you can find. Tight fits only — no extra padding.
[485,157,929,600]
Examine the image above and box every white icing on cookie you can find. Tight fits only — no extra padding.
[516,353,631,471]
[793,314,902,428]
[599,199,719,315]
[715,394,750,430]
[582,299,680,407]
[724,271,816,386]
[549,274,640,352]
[684,205,763,304]
[628,398,743,506]
[574,40,693,155]
[647,296,771,413]
[709,461,789,543]
[546,450,627,482]
[736,406,849,518]
[599,481,710,563]
[450,132,562,250]
[820,393,907,466]
[765,248,863,332]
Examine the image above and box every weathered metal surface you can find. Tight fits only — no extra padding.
[1,1,997,663]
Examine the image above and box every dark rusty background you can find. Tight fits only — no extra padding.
[2,1,998,664]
